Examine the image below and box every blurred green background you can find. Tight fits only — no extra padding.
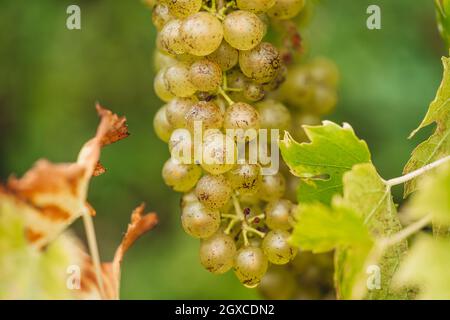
[0,0,446,299]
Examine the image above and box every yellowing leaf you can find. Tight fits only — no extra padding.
[280,121,371,205]
[404,56,450,196]
[394,234,450,299]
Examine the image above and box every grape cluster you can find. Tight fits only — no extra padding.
[150,0,338,289]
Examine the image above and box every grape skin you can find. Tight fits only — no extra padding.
[265,199,293,231]
[234,246,269,287]
[165,0,202,18]
[189,59,223,92]
[157,19,185,55]
[152,4,173,31]
[258,266,297,300]
[181,12,224,56]
[239,42,281,84]
[162,157,202,192]
[195,174,232,210]
[169,128,194,163]
[201,132,236,175]
[181,201,221,238]
[262,230,297,265]
[207,41,239,71]
[227,164,262,195]
[236,0,276,13]
[223,10,265,51]
[154,105,173,142]
[200,231,237,274]
[184,101,224,132]
[165,96,197,129]
[267,0,306,20]
[256,99,292,131]
[223,102,260,136]
[154,68,175,102]
[164,63,197,98]
[259,172,286,202]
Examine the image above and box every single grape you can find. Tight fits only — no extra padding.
[265,199,293,231]
[165,96,197,128]
[154,50,177,71]
[239,42,281,84]
[258,266,297,300]
[157,19,185,55]
[234,246,268,287]
[165,0,202,18]
[201,132,236,175]
[169,128,194,163]
[262,230,297,265]
[181,12,224,56]
[207,41,239,71]
[310,86,338,115]
[152,4,173,30]
[256,99,291,131]
[184,101,224,132]
[278,64,313,108]
[267,0,306,20]
[223,10,265,51]
[309,57,340,87]
[259,172,286,202]
[153,105,173,142]
[227,163,262,196]
[199,231,237,274]
[195,174,232,210]
[176,53,201,65]
[165,63,197,98]
[181,201,221,238]
[224,102,260,139]
[162,157,202,192]
[189,59,223,92]
[236,0,276,13]
[181,190,199,208]
[154,68,174,102]
[244,82,265,102]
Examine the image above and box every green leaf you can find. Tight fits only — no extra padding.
[340,163,410,299]
[436,0,450,47]
[280,121,371,205]
[394,234,450,299]
[406,162,450,235]
[404,56,450,196]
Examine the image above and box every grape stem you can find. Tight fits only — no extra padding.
[224,194,266,246]
[385,155,450,187]
[218,86,235,105]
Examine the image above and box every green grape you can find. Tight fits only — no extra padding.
[169,128,194,163]
[181,12,224,56]
[201,132,236,175]
[157,19,185,55]
[154,68,175,102]
[267,0,306,20]
[223,102,260,138]
[265,199,293,231]
[176,53,201,65]
[154,50,177,71]
[207,41,239,71]
[165,96,197,128]
[244,82,265,102]
[189,59,223,92]
[309,57,340,87]
[256,99,291,131]
[153,105,173,142]
[278,64,313,108]
[239,42,281,84]
[258,266,297,300]
[165,0,202,18]
[195,174,232,210]
[199,231,237,274]
[290,113,320,142]
[181,201,221,238]
[162,157,202,192]
[227,163,261,195]
[184,101,224,132]
[259,172,286,202]
[152,4,173,30]
[262,230,297,265]
[236,0,276,13]
[234,246,268,287]
[164,63,197,98]
[223,11,265,51]
[310,86,338,115]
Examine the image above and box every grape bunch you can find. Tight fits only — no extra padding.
[149,0,338,289]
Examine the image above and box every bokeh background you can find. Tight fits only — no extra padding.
[0,0,446,299]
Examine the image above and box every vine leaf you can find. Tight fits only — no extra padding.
[404,56,450,196]
[280,121,371,205]
[340,163,409,299]
[405,162,450,236]
[394,234,450,299]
